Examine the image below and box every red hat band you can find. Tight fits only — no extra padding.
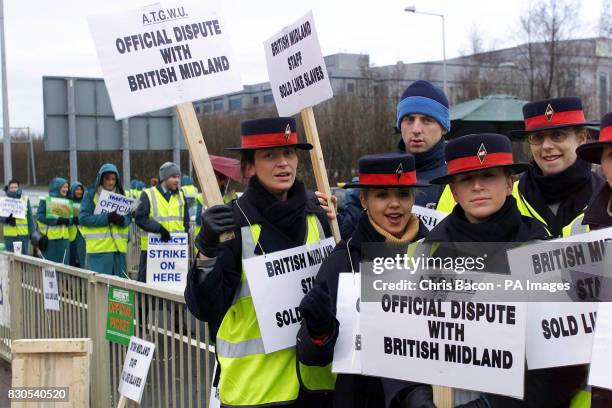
[359,171,417,186]
[447,152,514,175]
[601,126,612,143]
[524,110,585,131]
[241,132,298,149]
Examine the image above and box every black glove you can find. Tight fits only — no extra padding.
[72,216,79,226]
[159,226,171,242]
[6,214,16,226]
[195,205,235,256]
[298,281,334,337]
[107,211,124,226]
[395,384,436,408]
[56,217,70,225]
[39,236,48,252]
[454,397,488,408]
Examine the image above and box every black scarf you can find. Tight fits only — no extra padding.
[446,196,524,242]
[397,137,446,171]
[248,176,307,246]
[520,159,600,236]
[583,182,612,229]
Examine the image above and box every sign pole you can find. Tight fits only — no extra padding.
[117,395,127,408]
[433,386,453,408]
[300,106,340,243]
[175,102,234,241]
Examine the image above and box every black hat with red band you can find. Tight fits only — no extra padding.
[511,96,598,136]
[226,117,313,151]
[576,112,612,164]
[343,153,429,189]
[430,133,531,185]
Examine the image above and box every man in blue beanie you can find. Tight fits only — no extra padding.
[340,80,454,239]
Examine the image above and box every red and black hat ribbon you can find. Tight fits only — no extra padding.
[525,110,586,131]
[359,170,417,186]
[241,132,298,149]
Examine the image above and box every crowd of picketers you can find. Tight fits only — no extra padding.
[3,79,612,407]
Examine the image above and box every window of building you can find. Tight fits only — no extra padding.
[213,101,224,111]
[203,103,212,113]
[347,82,355,93]
[252,96,259,105]
[195,106,201,114]
[229,98,242,111]
[373,85,379,95]
[263,93,274,103]
[599,73,609,115]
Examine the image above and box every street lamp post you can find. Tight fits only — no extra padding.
[404,5,447,95]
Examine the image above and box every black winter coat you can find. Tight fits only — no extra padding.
[296,212,436,408]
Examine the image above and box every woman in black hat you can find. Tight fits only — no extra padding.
[511,97,605,238]
[184,117,335,408]
[295,152,436,408]
[426,133,588,408]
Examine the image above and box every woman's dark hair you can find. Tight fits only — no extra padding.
[8,179,19,186]
[240,150,255,178]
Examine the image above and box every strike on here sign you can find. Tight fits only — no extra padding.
[146,233,189,293]
[242,237,335,353]
[93,190,137,216]
[263,11,333,116]
[88,0,243,119]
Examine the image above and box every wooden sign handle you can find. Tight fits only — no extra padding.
[433,385,454,408]
[117,395,127,408]
[300,106,341,243]
[175,102,234,242]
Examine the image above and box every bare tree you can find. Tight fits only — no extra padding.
[599,0,612,38]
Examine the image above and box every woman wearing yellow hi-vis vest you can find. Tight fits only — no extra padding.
[68,181,86,268]
[1,179,34,254]
[79,164,131,276]
[135,161,189,283]
[511,97,605,239]
[36,177,72,264]
[185,117,335,407]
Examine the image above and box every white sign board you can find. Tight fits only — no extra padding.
[146,233,189,293]
[209,361,221,408]
[263,11,333,116]
[411,205,448,231]
[242,237,335,353]
[507,228,612,369]
[42,267,60,311]
[119,336,156,403]
[332,273,361,374]
[0,254,10,327]
[588,302,612,391]
[360,298,526,398]
[0,197,26,219]
[88,0,243,119]
[93,190,138,216]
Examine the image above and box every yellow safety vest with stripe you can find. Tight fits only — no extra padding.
[3,195,29,237]
[38,196,70,241]
[435,184,456,214]
[216,214,335,406]
[194,192,237,237]
[68,202,80,242]
[79,193,129,253]
[181,184,199,199]
[562,213,590,238]
[511,181,562,237]
[140,187,185,250]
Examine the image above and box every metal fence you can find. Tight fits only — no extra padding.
[1,252,214,408]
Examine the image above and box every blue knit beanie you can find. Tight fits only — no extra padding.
[396,80,450,131]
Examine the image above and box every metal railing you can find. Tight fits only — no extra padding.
[1,252,214,408]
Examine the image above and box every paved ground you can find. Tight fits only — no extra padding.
[0,358,11,407]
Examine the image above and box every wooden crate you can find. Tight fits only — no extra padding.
[11,338,92,407]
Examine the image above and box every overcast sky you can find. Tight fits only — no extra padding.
[0,0,605,134]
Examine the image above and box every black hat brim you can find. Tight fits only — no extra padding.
[225,143,313,152]
[510,121,599,137]
[343,180,430,189]
[576,141,612,164]
[429,163,532,185]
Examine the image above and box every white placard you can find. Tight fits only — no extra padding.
[332,273,361,374]
[243,237,335,353]
[588,302,612,391]
[263,11,333,116]
[0,197,26,219]
[42,267,60,311]
[209,361,220,408]
[0,254,10,327]
[119,336,156,403]
[411,205,448,231]
[360,297,526,399]
[507,228,612,369]
[146,233,189,293]
[93,190,138,216]
[88,0,243,119]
